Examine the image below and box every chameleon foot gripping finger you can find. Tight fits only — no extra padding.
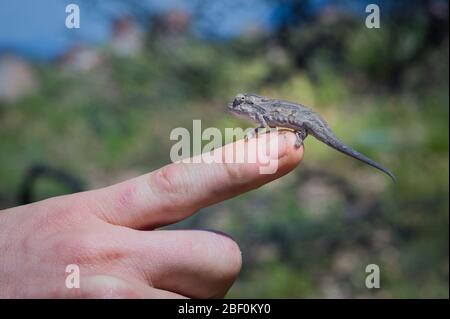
[228,93,396,182]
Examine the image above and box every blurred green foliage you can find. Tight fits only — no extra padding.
[0,4,448,298]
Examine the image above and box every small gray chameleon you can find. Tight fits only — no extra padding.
[228,93,396,182]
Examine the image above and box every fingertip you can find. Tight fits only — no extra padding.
[281,131,304,162]
[272,131,304,174]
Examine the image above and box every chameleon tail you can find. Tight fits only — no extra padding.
[311,130,396,183]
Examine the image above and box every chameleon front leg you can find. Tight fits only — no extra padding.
[294,128,308,148]
[245,113,268,141]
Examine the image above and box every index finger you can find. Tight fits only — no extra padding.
[86,131,303,229]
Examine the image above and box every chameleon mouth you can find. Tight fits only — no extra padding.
[227,102,240,111]
[228,106,242,114]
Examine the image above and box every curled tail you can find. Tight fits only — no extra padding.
[310,128,396,183]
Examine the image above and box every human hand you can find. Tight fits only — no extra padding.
[0,131,302,298]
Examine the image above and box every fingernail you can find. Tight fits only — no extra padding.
[272,131,294,159]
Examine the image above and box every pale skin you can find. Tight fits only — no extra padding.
[0,131,303,298]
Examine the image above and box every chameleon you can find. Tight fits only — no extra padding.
[227,93,396,182]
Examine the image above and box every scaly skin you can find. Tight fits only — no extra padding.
[228,93,396,182]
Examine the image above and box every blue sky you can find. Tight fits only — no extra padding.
[0,0,407,60]
[0,0,274,60]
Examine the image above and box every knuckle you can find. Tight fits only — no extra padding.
[148,165,199,216]
[222,161,244,182]
[111,182,138,213]
[149,164,188,198]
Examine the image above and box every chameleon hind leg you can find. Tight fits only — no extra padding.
[294,129,308,148]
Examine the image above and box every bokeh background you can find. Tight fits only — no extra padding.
[0,0,448,298]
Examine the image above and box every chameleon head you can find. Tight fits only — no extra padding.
[227,93,265,119]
